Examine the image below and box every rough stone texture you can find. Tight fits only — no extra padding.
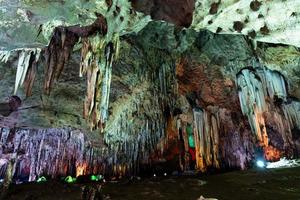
[192,0,300,47]
[130,0,195,27]
[0,53,88,129]
[257,45,300,99]
[0,128,101,181]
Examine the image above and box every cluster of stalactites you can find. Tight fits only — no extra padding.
[237,67,289,114]
[236,67,298,158]
[237,69,285,146]
[192,108,220,172]
[237,68,267,115]
[101,58,178,176]
[265,69,287,101]
[80,35,120,131]
[0,48,41,96]
[105,117,165,176]
[283,101,300,130]
[102,83,167,176]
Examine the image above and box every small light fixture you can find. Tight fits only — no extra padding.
[153,174,156,177]
[163,173,167,176]
[37,176,47,183]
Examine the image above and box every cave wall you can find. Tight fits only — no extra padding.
[173,30,300,171]
[0,128,105,182]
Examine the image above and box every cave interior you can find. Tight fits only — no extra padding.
[0,0,300,200]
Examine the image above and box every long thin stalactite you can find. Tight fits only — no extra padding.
[44,14,108,95]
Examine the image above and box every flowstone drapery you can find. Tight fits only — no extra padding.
[237,67,300,160]
[237,68,268,146]
[193,108,220,172]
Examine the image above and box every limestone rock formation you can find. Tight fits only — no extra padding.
[0,0,300,184]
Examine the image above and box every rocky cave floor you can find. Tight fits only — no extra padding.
[4,166,300,200]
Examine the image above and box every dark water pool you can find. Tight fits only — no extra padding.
[4,167,300,200]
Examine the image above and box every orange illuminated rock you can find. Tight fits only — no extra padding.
[264,146,281,161]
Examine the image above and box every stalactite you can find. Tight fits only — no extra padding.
[103,96,166,176]
[15,49,41,96]
[43,27,79,95]
[43,14,108,95]
[0,50,11,63]
[236,67,300,161]
[237,68,268,146]
[265,69,287,101]
[100,59,178,176]
[283,101,300,129]
[237,68,267,115]
[1,1,150,134]
[193,109,205,171]
[0,48,41,96]
[217,108,254,170]
[210,113,220,168]
[80,35,118,131]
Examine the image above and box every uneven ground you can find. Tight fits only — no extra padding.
[4,167,300,200]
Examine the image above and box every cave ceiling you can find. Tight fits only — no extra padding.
[0,0,299,49]
[0,0,299,134]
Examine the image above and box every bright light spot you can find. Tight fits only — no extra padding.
[256,160,265,168]
[37,176,47,183]
[153,174,156,177]
[266,158,300,169]
[164,173,167,176]
[90,175,98,181]
[65,176,76,183]
[76,163,87,177]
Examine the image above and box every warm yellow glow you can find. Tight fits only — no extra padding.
[253,107,268,147]
[76,163,87,177]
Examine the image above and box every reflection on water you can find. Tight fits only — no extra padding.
[102,167,300,200]
[3,167,300,200]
